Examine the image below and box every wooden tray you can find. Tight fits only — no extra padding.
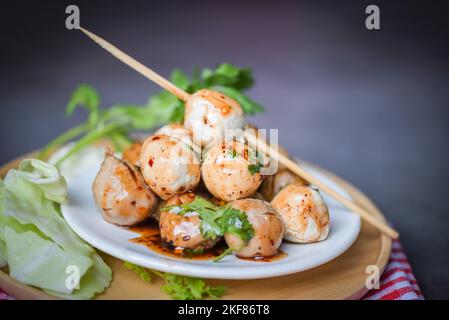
[0,152,391,300]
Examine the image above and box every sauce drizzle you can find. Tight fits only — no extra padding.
[128,222,227,261]
[128,221,288,262]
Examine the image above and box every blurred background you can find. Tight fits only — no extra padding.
[0,0,448,298]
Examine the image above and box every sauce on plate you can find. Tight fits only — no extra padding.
[128,221,288,262]
[128,221,227,260]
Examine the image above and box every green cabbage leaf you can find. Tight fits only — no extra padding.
[0,159,111,299]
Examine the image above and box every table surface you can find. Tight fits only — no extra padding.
[0,0,448,298]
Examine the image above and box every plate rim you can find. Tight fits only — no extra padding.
[0,151,391,300]
[60,153,362,280]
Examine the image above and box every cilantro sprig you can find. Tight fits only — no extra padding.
[124,262,225,300]
[247,148,264,175]
[38,63,264,164]
[162,196,254,253]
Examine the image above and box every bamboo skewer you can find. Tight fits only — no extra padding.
[79,27,399,239]
[79,27,190,102]
[244,132,399,239]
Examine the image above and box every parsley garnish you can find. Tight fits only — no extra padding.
[39,63,264,163]
[162,196,254,251]
[247,162,263,175]
[124,262,225,300]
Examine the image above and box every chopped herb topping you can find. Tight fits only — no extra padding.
[162,196,254,251]
[247,162,263,175]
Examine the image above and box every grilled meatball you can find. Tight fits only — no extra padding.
[155,124,200,154]
[159,193,219,250]
[122,142,142,167]
[271,184,330,243]
[224,199,284,258]
[184,89,246,148]
[201,141,264,201]
[260,168,308,201]
[140,134,201,200]
[92,150,158,226]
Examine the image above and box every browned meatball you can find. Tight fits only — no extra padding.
[140,134,201,200]
[201,141,264,201]
[272,184,330,243]
[159,193,219,250]
[224,199,284,258]
[92,150,158,226]
[184,89,246,147]
[260,168,308,201]
[122,142,142,167]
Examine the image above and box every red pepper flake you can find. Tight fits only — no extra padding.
[149,158,154,167]
[243,149,249,160]
[152,136,160,141]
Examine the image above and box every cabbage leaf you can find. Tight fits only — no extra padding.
[0,159,111,299]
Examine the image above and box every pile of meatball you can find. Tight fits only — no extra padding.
[93,89,330,259]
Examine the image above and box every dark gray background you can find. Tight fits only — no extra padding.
[1,0,448,298]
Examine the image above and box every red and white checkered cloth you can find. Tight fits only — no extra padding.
[0,239,423,300]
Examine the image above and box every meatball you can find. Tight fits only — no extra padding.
[92,150,158,226]
[122,142,142,167]
[159,193,219,250]
[155,124,200,154]
[140,134,201,200]
[271,184,330,243]
[225,199,284,258]
[201,141,264,201]
[184,89,246,148]
[260,168,308,201]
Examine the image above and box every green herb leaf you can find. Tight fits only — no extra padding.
[212,247,234,262]
[219,205,255,243]
[162,197,222,240]
[161,196,254,246]
[123,262,225,300]
[247,162,263,175]
[65,84,100,127]
[171,69,190,90]
[202,63,254,90]
[161,273,225,300]
[214,86,264,115]
[124,261,152,283]
[169,102,185,124]
[42,63,264,165]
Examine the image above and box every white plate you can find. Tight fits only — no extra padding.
[60,147,361,280]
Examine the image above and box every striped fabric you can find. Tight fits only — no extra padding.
[0,239,423,300]
[362,240,424,300]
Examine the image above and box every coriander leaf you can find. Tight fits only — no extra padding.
[37,123,89,160]
[161,196,254,246]
[168,102,185,124]
[54,122,125,166]
[219,206,255,243]
[108,131,132,151]
[66,84,100,127]
[233,67,255,90]
[42,63,264,165]
[205,284,226,299]
[170,69,190,90]
[213,247,234,262]
[123,262,225,300]
[215,63,240,79]
[247,162,263,175]
[183,248,205,258]
[214,86,264,115]
[201,63,255,90]
[124,261,152,283]
[161,273,225,300]
[162,196,222,240]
